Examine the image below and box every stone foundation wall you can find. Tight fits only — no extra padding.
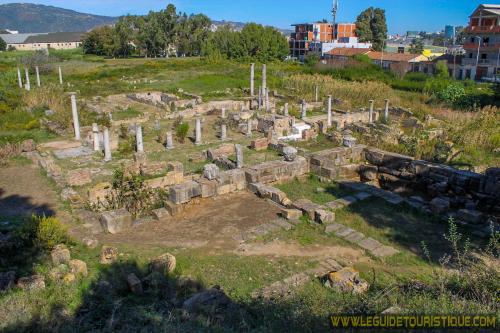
[308,145,499,219]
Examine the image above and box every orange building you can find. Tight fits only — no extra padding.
[290,22,358,59]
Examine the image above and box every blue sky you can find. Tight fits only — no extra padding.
[0,0,487,33]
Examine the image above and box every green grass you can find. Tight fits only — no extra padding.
[276,175,352,204]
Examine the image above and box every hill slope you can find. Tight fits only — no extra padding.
[0,3,117,33]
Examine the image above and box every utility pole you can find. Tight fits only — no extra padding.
[332,0,339,41]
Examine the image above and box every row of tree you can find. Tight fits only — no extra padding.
[83,4,211,58]
[82,4,289,62]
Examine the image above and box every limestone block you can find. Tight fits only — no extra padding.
[140,161,167,177]
[145,171,184,189]
[251,138,269,151]
[169,180,201,204]
[359,165,378,181]
[203,164,220,180]
[456,209,483,224]
[430,197,450,214]
[167,161,184,173]
[282,146,298,162]
[292,199,323,220]
[51,244,71,265]
[164,200,183,216]
[315,209,335,224]
[207,144,235,160]
[152,208,170,220]
[127,273,143,295]
[196,178,218,198]
[100,209,132,234]
[17,275,45,291]
[69,259,88,277]
[149,253,176,275]
[280,208,302,220]
[217,183,237,195]
[100,246,118,264]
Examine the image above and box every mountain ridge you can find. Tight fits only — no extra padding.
[0,3,292,35]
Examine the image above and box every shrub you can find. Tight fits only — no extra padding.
[436,83,466,104]
[173,117,189,143]
[90,169,164,217]
[17,215,70,250]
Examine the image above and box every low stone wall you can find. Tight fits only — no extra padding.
[0,139,36,160]
[362,147,499,215]
[308,145,499,220]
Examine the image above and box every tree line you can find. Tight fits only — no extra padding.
[82,4,289,62]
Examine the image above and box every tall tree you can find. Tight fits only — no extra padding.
[409,39,424,54]
[0,37,6,51]
[355,7,388,51]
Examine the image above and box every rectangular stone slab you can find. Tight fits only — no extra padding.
[270,219,294,230]
[325,223,345,234]
[358,237,383,252]
[371,245,399,257]
[345,231,366,243]
[336,227,355,238]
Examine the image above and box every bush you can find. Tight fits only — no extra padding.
[17,215,70,250]
[173,117,189,143]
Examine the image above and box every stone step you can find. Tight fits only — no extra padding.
[270,218,294,230]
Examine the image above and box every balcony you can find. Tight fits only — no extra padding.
[465,25,500,33]
[463,42,500,51]
[462,58,497,66]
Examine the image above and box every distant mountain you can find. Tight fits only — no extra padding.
[0,3,292,36]
[0,3,117,33]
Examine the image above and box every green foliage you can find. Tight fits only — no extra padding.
[355,7,388,51]
[17,215,70,250]
[174,120,189,143]
[408,39,424,55]
[83,5,211,58]
[435,60,449,78]
[436,83,466,104]
[0,36,6,52]
[91,169,164,217]
[304,53,320,67]
[202,23,289,62]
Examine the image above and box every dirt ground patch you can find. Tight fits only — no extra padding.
[98,192,283,252]
[0,164,59,219]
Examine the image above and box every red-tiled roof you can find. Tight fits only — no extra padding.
[366,51,420,62]
[326,48,371,56]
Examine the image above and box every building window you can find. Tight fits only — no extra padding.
[469,53,473,58]
[481,53,487,60]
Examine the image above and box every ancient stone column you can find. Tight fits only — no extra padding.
[369,100,374,123]
[35,66,41,87]
[136,125,144,153]
[221,107,226,119]
[103,127,112,162]
[246,118,252,137]
[220,123,227,141]
[250,63,255,96]
[58,66,63,85]
[70,93,81,140]
[235,144,243,169]
[258,87,262,110]
[284,103,289,116]
[327,95,332,127]
[265,88,270,112]
[166,131,174,149]
[195,117,202,145]
[315,85,319,102]
[92,123,100,151]
[24,68,31,91]
[17,68,23,88]
[384,99,390,120]
[262,64,267,92]
[301,100,307,119]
